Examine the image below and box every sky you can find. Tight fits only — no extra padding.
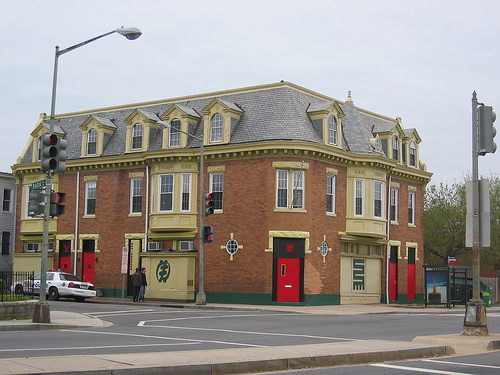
[1,0,499,186]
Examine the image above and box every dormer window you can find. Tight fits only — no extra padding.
[169,119,181,147]
[307,101,344,148]
[210,113,223,143]
[392,136,399,161]
[202,99,243,146]
[409,142,416,167]
[87,129,97,155]
[131,123,143,150]
[329,116,338,145]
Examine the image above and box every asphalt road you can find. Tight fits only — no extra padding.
[1,300,498,362]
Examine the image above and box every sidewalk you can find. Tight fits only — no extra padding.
[0,301,498,375]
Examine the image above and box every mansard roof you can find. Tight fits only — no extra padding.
[18,82,418,164]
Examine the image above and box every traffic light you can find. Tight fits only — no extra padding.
[40,133,68,173]
[478,105,497,155]
[28,188,44,217]
[204,192,214,216]
[49,191,66,217]
[203,226,214,243]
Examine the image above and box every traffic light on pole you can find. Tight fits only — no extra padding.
[203,226,214,243]
[205,192,214,216]
[40,133,68,173]
[478,105,497,155]
[28,188,44,217]
[49,191,66,217]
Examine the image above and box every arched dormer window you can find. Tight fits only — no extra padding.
[131,123,143,150]
[210,113,223,143]
[329,116,337,145]
[409,141,416,167]
[169,119,181,147]
[392,136,399,161]
[87,129,97,155]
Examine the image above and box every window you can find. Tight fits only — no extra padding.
[374,181,384,218]
[169,119,181,147]
[409,142,416,167]
[291,170,304,209]
[276,169,304,209]
[131,123,143,150]
[87,129,97,155]
[408,190,416,225]
[210,113,223,143]
[210,172,224,210]
[159,174,174,212]
[390,187,398,223]
[1,232,10,255]
[130,178,143,214]
[327,174,336,214]
[26,242,39,252]
[328,116,337,145]
[374,137,382,152]
[392,136,399,161]
[181,174,191,211]
[2,189,12,212]
[355,179,364,216]
[85,181,96,216]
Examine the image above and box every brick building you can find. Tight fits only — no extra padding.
[12,82,431,305]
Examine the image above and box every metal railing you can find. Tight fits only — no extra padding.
[0,271,35,302]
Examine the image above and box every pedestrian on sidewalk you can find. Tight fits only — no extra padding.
[131,268,142,303]
[139,267,147,302]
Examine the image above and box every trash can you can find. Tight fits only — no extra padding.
[482,286,492,307]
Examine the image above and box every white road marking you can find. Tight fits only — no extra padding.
[138,323,357,342]
[139,312,289,323]
[84,309,156,317]
[63,329,268,347]
[423,358,500,369]
[371,363,472,374]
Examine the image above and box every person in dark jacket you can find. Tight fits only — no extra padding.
[131,268,142,303]
[139,267,147,302]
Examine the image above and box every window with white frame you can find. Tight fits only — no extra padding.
[409,142,416,167]
[130,178,143,214]
[276,169,304,209]
[327,174,336,214]
[180,173,192,211]
[355,178,364,216]
[392,136,399,161]
[169,119,181,147]
[328,116,337,145]
[3,188,12,212]
[210,172,223,210]
[26,242,39,252]
[131,123,143,150]
[159,174,174,212]
[374,181,384,218]
[210,113,223,143]
[390,187,398,223]
[408,190,416,225]
[85,181,96,216]
[87,129,97,155]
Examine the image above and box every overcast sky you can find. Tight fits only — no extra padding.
[1,0,499,185]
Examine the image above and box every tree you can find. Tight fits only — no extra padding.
[424,175,500,273]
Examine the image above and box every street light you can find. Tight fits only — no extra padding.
[157,120,207,305]
[34,27,142,323]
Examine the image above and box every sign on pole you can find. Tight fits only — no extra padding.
[121,247,129,274]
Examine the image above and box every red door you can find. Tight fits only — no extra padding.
[58,240,71,274]
[277,258,300,302]
[389,246,398,301]
[82,252,95,284]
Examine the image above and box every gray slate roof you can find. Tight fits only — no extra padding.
[22,83,405,164]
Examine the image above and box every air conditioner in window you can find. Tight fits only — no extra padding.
[180,241,194,252]
[147,242,162,251]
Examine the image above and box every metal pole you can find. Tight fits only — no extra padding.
[196,141,206,305]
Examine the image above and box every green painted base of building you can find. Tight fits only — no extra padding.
[380,293,425,305]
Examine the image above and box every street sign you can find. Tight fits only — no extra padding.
[31,180,46,190]
[121,247,129,274]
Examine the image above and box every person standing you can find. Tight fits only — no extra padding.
[139,267,147,302]
[131,267,142,303]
